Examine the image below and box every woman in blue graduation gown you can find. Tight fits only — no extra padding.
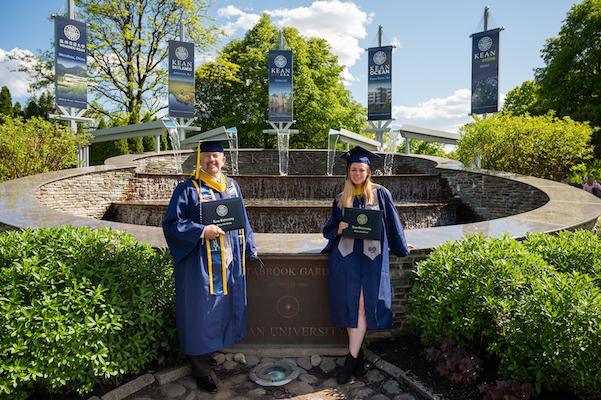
[322,146,410,384]
[163,141,256,392]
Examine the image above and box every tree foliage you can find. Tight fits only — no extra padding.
[457,112,594,180]
[502,80,541,116]
[0,87,12,117]
[195,14,366,149]
[504,1,601,155]
[77,0,218,123]
[0,116,90,182]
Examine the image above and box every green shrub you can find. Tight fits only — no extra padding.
[0,116,90,182]
[409,232,601,398]
[408,234,553,351]
[523,230,601,281]
[457,112,594,180]
[0,227,177,399]
[495,272,601,397]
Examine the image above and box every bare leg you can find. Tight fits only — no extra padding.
[347,289,367,357]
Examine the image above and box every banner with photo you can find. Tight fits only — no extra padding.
[367,46,392,121]
[268,50,293,121]
[54,16,87,109]
[471,28,500,114]
[168,40,195,118]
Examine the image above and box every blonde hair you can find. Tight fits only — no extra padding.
[337,165,375,209]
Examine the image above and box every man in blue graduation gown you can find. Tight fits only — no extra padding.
[163,140,257,392]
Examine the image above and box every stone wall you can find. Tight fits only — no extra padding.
[37,169,135,219]
[440,170,549,219]
[134,150,433,176]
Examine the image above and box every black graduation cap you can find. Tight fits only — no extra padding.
[199,140,227,153]
[340,146,381,166]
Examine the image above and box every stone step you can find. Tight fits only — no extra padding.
[126,173,451,202]
[103,199,469,232]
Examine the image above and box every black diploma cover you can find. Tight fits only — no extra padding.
[342,207,383,240]
[201,197,245,231]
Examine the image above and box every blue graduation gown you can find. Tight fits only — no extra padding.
[162,177,256,355]
[322,185,410,329]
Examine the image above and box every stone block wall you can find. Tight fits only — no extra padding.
[133,150,433,176]
[37,169,135,219]
[389,250,431,330]
[440,171,549,219]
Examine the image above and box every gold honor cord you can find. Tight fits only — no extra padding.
[192,179,223,295]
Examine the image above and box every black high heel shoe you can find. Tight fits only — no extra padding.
[353,349,365,378]
[337,353,358,384]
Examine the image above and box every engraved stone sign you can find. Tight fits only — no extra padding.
[242,255,346,345]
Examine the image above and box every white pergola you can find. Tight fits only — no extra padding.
[395,124,459,154]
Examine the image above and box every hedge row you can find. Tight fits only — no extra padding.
[0,227,178,399]
[408,231,601,398]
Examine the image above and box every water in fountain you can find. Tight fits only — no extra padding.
[166,127,182,174]
[384,130,400,175]
[277,132,290,176]
[227,128,240,175]
[327,133,338,176]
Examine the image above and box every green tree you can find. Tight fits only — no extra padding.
[502,80,542,116]
[38,91,55,117]
[24,100,41,119]
[0,86,12,117]
[77,0,218,123]
[457,112,594,180]
[12,102,23,118]
[0,116,90,182]
[534,0,601,154]
[195,14,366,148]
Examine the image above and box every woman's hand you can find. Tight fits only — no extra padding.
[408,243,415,250]
[337,221,349,235]
[203,224,225,240]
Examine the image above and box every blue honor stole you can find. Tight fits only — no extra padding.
[192,178,246,296]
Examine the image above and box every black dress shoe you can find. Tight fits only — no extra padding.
[197,375,218,393]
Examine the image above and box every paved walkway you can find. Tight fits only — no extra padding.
[121,353,422,400]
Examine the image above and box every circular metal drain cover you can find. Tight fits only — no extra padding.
[249,360,300,386]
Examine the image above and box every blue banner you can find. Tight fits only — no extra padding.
[471,29,500,114]
[54,16,87,109]
[268,50,293,122]
[368,46,392,121]
[168,40,195,119]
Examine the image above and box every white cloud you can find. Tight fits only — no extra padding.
[218,5,261,36]
[217,1,373,82]
[392,88,472,132]
[390,37,402,49]
[0,48,39,101]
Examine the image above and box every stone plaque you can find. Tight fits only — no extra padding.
[243,255,346,345]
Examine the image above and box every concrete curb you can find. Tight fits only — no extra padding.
[100,373,155,400]
[365,349,443,400]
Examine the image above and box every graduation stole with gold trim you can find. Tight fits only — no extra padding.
[191,175,246,296]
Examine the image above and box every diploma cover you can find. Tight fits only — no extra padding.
[202,197,245,231]
[342,207,383,240]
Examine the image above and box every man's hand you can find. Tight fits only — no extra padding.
[203,224,225,240]
[337,221,349,235]
[408,243,415,250]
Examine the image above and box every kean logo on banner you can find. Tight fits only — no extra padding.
[268,50,293,122]
[471,28,501,114]
[168,40,195,119]
[367,46,392,121]
[54,16,87,109]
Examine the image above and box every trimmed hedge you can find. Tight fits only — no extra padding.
[0,227,177,399]
[409,232,601,398]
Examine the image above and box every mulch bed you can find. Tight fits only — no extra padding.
[367,334,581,400]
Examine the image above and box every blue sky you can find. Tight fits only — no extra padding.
[0,0,577,131]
